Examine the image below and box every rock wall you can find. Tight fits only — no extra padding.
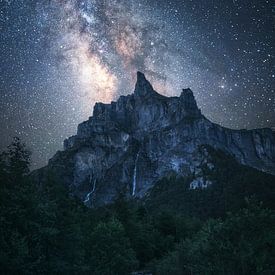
[39,72,275,206]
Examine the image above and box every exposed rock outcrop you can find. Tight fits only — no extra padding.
[36,72,275,207]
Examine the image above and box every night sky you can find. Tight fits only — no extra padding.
[0,0,274,169]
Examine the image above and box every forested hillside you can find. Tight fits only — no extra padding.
[1,138,274,274]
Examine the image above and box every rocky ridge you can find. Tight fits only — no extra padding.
[37,72,275,207]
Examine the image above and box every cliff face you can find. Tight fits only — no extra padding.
[41,72,275,206]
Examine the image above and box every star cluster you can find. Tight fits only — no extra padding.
[0,0,274,168]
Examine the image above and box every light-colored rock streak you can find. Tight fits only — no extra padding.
[132,151,140,196]
[84,176,96,203]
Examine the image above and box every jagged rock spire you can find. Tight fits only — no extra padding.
[180,87,201,116]
[134,71,156,97]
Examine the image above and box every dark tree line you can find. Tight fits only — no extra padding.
[0,138,274,274]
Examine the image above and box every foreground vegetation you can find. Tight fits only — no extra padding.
[0,138,274,274]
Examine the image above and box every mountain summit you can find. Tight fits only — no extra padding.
[134,71,156,97]
[35,72,275,206]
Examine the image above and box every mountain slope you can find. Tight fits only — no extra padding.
[145,145,275,219]
[34,72,275,207]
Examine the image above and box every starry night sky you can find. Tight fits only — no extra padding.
[0,0,274,169]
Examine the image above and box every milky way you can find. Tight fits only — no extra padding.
[0,0,274,168]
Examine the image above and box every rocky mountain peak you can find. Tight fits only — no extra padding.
[41,71,275,207]
[134,71,157,97]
